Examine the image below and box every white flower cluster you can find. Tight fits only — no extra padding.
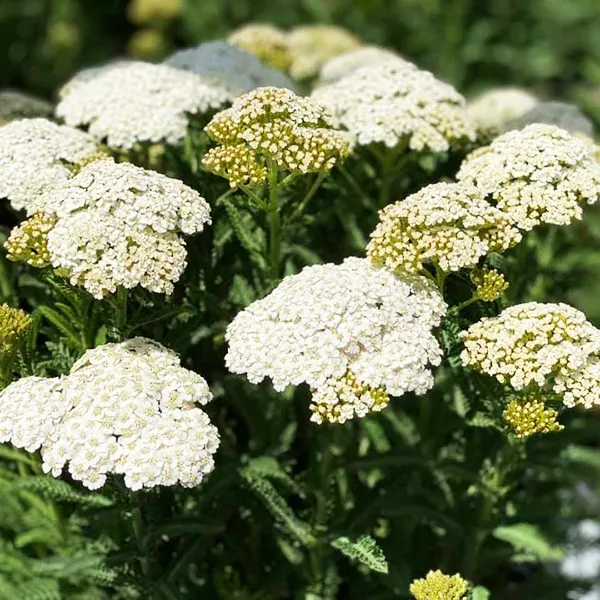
[38,159,211,298]
[312,64,476,151]
[367,182,521,274]
[0,118,103,212]
[467,87,538,132]
[56,61,231,149]
[318,46,416,85]
[225,257,446,424]
[286,25,362,80]
[203,87,351,187]
[0,90,52,124]
[461,303,600,408]
[457,124,600,230]
[0,338,219,490]
[165,41,296,95]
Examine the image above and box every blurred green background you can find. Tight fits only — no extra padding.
[2,0,600,120]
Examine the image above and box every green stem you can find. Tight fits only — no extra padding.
[287,172,326,224]
[132,503,151,579]
[115,287,128,335]
[267,161,282,282]
[448,295,478,315]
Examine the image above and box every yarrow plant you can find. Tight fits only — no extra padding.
[467,87,539,133]
[2,21,600,600]
[0,118,104,212]
[10,158,212,298]
[225,257,446,423]
[366,181,521,275]
[0,338,219,490]
[56,61,231,150]
[457,124,600,230]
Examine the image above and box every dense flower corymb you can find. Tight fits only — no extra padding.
[166,41,296,95]
[203,87,351,188]
[318,46,416,85]
[5,212,56,268]
[460,303,600,390]
[467,87,538,132]
[554,355,600,409]
[228,24,292,71]
[410,570,469,600]
[286,25,362,80]
[31,159,211,298]
[503,396,563,438]
[0,118,103,212]
[457,124,600,230]
[312,64,476,151]
[0,304,31,359]
[0,338,220,490]
[470,268,509,302]
[56,61,231,149]
[225,257,446,424]
[367,182,520,274]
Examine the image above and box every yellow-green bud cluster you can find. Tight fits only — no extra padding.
[203,87,350,188]
[310,371,389,425]
[128,0,182,25]
[367,182,520,274]
[5,212,56,268]
[503,396,563,438]
[228,24,292,71]
[471,268,509,302]
[0,304,31,358]
[409,570,469,600]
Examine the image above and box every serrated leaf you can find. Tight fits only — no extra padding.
[331,535,388,574]
[17,477,113,507]
[493,523,564,562]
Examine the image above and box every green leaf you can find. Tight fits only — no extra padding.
[493,523,564,562]
[563,445,600,470]
[17,477,113,507]
[330,535,388,574]
[35,306,81,350]
[240,468,316,547]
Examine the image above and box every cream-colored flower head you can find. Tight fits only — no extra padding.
[228,23,291,71]
[287,25,362,80]
[503,396,563,438]
[318,46,416,85]
[0,118,103,212]
[0,338,219,490]
[56,61,231,149]
[225,257,446,424]
[58,61,134,99]
[32,159,211,298]
[0,90,52,124]
[203,86,351,188]
[312,64,476,151]
[554,355,600,409]
[410,570,469,600]
[367,182,521,274]
[457,124,600,230]
[467,87,538,131]
[460,303,600,390]
[0,304,31,359]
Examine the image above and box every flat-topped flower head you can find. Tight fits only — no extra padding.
[367,182,520,274]
[460,303,600,390]
[457,124,600,230]
[225,257,446,424]
[312,64,476,151]
[286,25,362,80]
[0,338,219,490]
[5,212,56,268]
[503,396,563,438]
[228,23,291,71]
[554,355,600,409]
[0,118,104,212]
[467,87,538,132]
[56,61,231,149]
[35,158,211,234]
[319,46,416,85]
[0,304,31,359]
[25,159,211,298]
[410,570,469,600]
[166,41,296,95]
[203,87,351,188]
[0,90,52,124]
